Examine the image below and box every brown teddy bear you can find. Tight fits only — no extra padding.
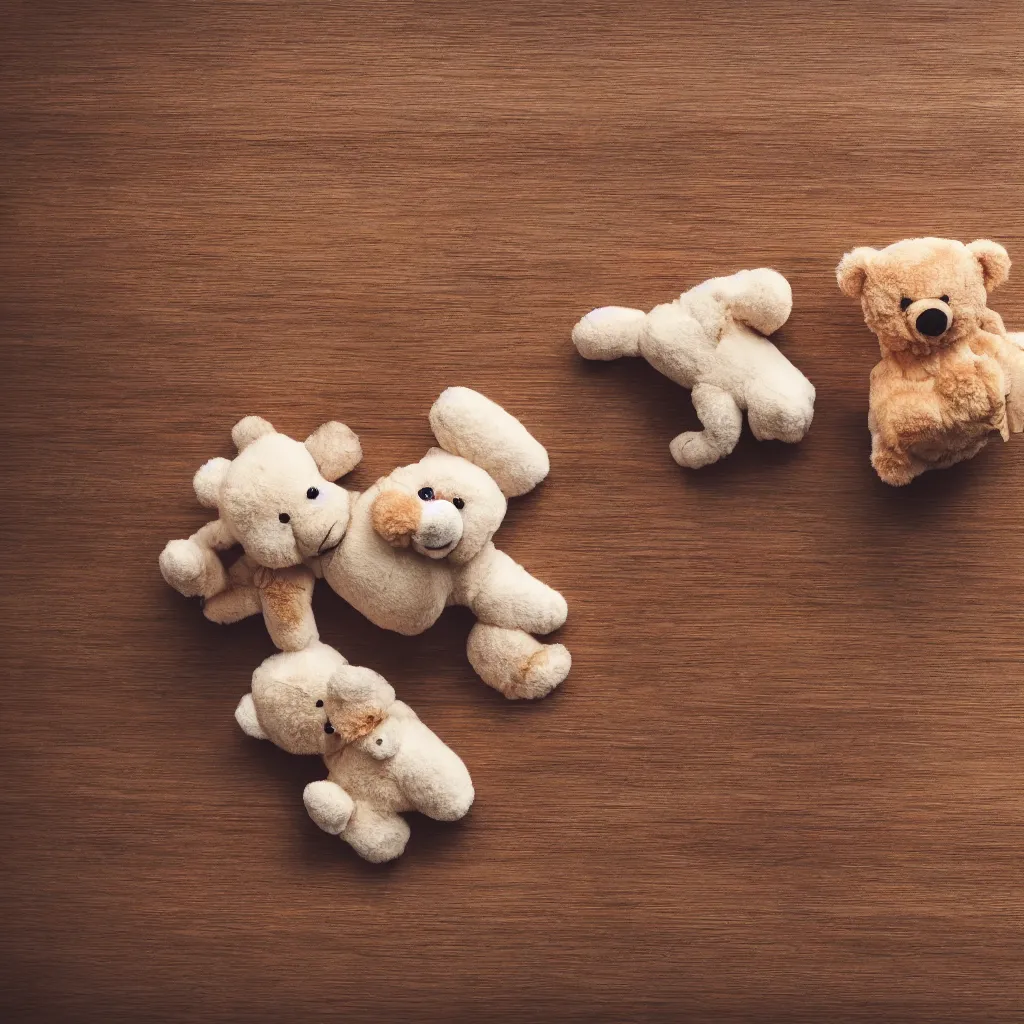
[837,237,1024,486]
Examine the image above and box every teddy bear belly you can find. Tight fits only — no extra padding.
[714,325,812,400]
[325,550,450,636]
[329,751,413,814]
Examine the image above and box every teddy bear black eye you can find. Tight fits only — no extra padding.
[940,295,950,304]
[376,738,383,746]
[417,487,434,501]
[324,723,334,734]
[307,487,319,499]
[315,700,323,708]
[278,512,290,523]
[453,497,465,510]
[900,297,912,311]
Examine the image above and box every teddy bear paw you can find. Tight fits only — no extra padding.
[669,432,719,469]
[159,540,208,597]
[303,781,354,836]
[514,643,571,700]
[871,450,916,487]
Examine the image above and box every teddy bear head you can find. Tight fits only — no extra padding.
[368,387,551,564]
[236,641,396,756]
[196,416,362,569]
[837,237,1010,356]
[372,448,508,563]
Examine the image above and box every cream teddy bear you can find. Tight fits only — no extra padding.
[159,415,361,650]
[235,641,474,863]
[836,237,1024,485]
[319,387,569,701]
[572,269,816,467]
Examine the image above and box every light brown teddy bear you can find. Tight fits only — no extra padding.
[319,388,570,701]
[159,416,362,650]
[837,237,1024,485]
[235,642,474,863]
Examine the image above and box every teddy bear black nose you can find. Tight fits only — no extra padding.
[915,308,948,337]
[324,723,334,734]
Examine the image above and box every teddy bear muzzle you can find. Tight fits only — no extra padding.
[908,298,951,340]
[412,499,464,559]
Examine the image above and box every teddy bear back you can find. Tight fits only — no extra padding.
[429,387,549,498]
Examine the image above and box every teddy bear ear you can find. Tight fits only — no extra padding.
[836,247,878,298]
[193,457,230,507]
[966,239,1011,292]
[231,415,276,451]
[304,422,362,480]
[429,387,550,498]
[328,665,396,707]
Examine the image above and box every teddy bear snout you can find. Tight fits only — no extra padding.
[914,304,949,338]
[905,299,950,342]
[413,500,464,558]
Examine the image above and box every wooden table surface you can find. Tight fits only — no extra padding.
[3,2,1024,1021]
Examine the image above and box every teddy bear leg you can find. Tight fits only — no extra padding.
[466,622,571,700]
[341,803,411,863]
[714,268,793,336]
[571,306,647,360]
[870,435,919,487]
[303,780,355,836]
[746,384,814,444]
[669,384,743,468]
[257,566,319,652]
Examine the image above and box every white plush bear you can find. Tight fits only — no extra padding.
[572,269,815,468]
[235,641,474,863]
[318,388,570,701]
[159,416,361,650]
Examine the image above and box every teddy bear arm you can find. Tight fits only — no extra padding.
[669,384,743,469]
[203,584,263,625]
[975,330,1024,433]
[158,519,234,599]
[929,355,1008,440]
[456,546,567,634]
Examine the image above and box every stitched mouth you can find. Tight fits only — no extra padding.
[317,522,342,555]
[423,541,454,551]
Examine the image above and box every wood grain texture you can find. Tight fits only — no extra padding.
[2,2,1024,1021]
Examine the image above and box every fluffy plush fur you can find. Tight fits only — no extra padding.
[837,237,1024,486]
[572,269,815,467]
[320,387,570,701]
[159,416,362,649]
[235,642,474,863]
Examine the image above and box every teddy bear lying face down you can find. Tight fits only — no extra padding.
[159,415,362,650]
[235,641,474,863]
[572,269,815,468]
[319,387,570,701]
[837,237,1024,485]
